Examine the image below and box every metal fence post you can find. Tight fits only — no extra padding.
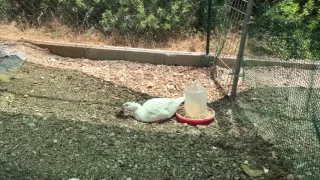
[206,0,213,55]
[230,0,254,99]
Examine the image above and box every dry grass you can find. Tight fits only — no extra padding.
[0,20,240,56]
[0,20,205,52]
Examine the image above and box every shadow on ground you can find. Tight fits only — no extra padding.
[0,61,293,179]
[0,108,291,180]
[233,86,320,180]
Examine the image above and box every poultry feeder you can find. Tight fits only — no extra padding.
[176,80,215,125]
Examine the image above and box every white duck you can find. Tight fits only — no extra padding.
[122,96,185,123]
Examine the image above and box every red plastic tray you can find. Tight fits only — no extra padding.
[175,106,215,125]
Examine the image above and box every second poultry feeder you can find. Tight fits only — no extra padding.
[176,80,215,125]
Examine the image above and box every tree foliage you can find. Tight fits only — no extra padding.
[250,0,320,59]
[0,0,319,59]
[100,0,199,34]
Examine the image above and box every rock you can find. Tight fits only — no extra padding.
[147,82,154,88]
[197,125,207,129]
[168,134,176,138]
[50,58,56,62]
[286,174,294,180]
[118,159,124,164]
[226,109,232,115]
[240,173,247,179]
[28,122,36,127]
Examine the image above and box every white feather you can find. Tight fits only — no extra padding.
[122,97,185,123]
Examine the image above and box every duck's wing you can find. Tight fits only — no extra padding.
[143,98,174,118]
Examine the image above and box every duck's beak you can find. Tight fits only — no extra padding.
[116,106,124,112]
[118,107,131,115]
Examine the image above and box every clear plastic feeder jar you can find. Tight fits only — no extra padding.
[184,80,207,119]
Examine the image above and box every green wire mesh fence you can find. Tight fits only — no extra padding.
[0,0,248,100]
[206,0,320,179]
[0,0,319,179]
[232,0,320,179]
[0,0,203,49]
[204,0,252,97]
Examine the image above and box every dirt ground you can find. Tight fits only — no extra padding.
[0,40,296,179]
[238,67,320,180]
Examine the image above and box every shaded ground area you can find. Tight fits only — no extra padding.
[0,61,292,179]
[238,67,320,180]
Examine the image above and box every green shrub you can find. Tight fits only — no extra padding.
[1,0,113,27]
[1,0,60,26]
[0,0,13,20]
[54,0,115,27]
[2,0,318,60]
[2,0,201,36]
[100,0,199,35]
[249,0,320,60]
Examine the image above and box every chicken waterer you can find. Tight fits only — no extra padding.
[176,80,215,125]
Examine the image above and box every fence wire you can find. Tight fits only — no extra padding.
[236,0,320,179]
[0,0,320,179]
[0,0,204,50]
[0,0,244,101]
[204,0,250,97]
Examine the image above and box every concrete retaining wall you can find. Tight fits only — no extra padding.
[28,40,236,68]
[27,40,319,70]
[244,58,319,70]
